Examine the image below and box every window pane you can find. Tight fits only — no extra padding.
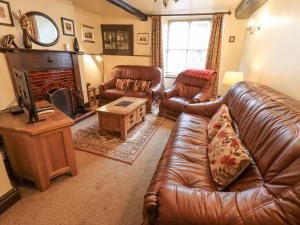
[187,50,207,69]
[168,22,189,49]
[166,50,187,75]
[189,21,211,49]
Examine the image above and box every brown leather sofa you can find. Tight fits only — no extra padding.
[143,81,300,225]
[159,70,216,120]
[99,65,164,112]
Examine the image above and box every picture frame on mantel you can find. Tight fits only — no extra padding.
[81,24,95,43]
[0,0,14,27]
[101,24,133,56]
[61,17,75,36]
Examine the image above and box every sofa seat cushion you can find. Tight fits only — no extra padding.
[148,113,217,193]
[101,89,125,100]
[161,97,192,113]
[124,90,148,98]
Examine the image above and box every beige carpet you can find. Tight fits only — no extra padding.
[0,115,175,225]
[73,114,165,165]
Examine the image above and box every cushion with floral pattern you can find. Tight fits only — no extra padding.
[116,79,131,90]
[208,122,250,190]
[134,80,152,92]
[207,104,232,141]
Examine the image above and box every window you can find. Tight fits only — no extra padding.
[165,20,212,77]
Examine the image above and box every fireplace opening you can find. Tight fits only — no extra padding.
[47,88,75,119]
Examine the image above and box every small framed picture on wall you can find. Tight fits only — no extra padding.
[81,24,95,43]
[61,17,75,36]
[0,0,14,27]
[137,33,149,45]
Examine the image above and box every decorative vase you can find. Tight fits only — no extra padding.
[22,28,32,49]
[74,37,80,52]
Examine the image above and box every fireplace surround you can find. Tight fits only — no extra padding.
[2,48,85,115]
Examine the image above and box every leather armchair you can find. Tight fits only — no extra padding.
[159,70,216,120]
[99,65,164,112]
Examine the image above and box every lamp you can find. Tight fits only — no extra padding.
[247,19,261,34]
[223,71,244,86]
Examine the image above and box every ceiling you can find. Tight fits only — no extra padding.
[72,0,242,15]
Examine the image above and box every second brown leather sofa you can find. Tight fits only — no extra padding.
[99,65,164,112]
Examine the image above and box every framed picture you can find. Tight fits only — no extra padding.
[229,36,236,43]
[101,24,133,56]
[137,33,149,45]
[0,0,14,27]
[81,24,95,43]
[61,17,75,36]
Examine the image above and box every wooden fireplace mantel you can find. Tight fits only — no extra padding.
[2,47,85,110]
[0,47,84,55]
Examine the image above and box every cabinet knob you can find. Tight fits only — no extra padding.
[48,57,53,63]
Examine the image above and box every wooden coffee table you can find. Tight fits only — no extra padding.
[96,97,148,140]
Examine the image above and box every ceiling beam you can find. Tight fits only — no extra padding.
[236,0,268,19]
[106,0,148,21]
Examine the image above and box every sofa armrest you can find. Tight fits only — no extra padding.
[149,83,164,99]
[99,79,116,93]
[163,86,178,99]
[156,184,242,225]
[193,92,210,103]
[184,97,224,118]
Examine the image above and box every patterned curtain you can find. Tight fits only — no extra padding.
[206,14,224,97]
[151,16,163,69]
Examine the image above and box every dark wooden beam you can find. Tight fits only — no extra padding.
[236,0,268,19]
[149,11,231,17]
[107,0,148,21]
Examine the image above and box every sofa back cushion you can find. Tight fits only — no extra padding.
[177,84,202,99]
[224,82,300,196]
[112,65,162,83]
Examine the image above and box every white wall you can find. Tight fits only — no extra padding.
[219,14,247,95]
[239,0,300,100]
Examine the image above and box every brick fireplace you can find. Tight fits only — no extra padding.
[29,69,78,110]
[4,49,86,115]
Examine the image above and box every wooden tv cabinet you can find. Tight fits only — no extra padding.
[0,103,78,191]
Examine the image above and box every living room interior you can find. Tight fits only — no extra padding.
[0,0,300,225]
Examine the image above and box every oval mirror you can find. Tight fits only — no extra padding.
[26,11,60,47]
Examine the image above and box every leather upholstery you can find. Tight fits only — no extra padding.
[159,70,216,120]
[142,81,300,225]
[99,65,164,112]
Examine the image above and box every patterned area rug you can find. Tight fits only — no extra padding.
[73,113,165,165]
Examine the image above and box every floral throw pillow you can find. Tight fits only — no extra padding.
[208,122,250,190]
[134,80,152,92]
[207,104,232,141]
[116,79,131,90]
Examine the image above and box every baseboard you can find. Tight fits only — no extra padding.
[0,188,20,214]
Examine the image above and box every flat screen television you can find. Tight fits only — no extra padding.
[13,69,40,124]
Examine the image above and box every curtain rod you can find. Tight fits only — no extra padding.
[148,11,231,17]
